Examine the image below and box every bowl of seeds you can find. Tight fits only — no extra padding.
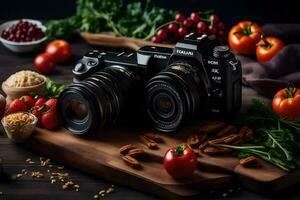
[1,112,37,143]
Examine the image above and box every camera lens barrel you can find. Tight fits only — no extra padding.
[58,65,137,135]
[145,63,207,132]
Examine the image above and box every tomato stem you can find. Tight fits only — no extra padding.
[174,146,184,156]
[233,22,260,36]
[256,35,273,49]
[286,83,297,98]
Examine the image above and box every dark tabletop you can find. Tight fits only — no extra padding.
[0,38,299,200]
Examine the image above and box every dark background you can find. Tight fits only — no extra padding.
[0,0,299,26]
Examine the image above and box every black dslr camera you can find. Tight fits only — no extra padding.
[58,34,242,135]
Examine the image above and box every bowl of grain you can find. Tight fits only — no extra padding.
[2,70,46,104]
[1,112,38,143]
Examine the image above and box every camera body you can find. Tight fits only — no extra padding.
[61,33,242,134]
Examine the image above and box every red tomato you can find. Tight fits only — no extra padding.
[20,95,35,109]
[45,40,71,63]
[4,99,27,115]
[34,53,55,74]
[228,21,263,55]
[256,36,284,62]
[35,97,46,107]
[45,98,57,111]
[31,107,42,124]
[163,144,197,179]
[35,97,47,112]
[272,86,300,119]
[41,110,59,130]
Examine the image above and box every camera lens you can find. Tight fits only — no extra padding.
[58,65,137,135]
[145,63,208,132]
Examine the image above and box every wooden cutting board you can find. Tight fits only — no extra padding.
[80,32,174,51]
[23,122,300,199]
[23,127,231,200]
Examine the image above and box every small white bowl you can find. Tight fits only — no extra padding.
[0,19,47,53]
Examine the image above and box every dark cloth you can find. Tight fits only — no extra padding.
[238,24,300,98]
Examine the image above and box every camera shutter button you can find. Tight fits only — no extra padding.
[74,63,84,72]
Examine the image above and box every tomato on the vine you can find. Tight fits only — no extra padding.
[272,86,300,119]
[256,36,284,62]
[163,144,197,179]
[228,21,263,55]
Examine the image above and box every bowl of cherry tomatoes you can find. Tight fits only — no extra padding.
[0,19,47,53]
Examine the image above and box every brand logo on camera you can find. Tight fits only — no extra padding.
[154,54,167,59]
[176,49,194,56]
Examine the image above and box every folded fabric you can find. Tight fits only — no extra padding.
[237,24,300,98]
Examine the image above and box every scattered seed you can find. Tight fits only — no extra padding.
[93,194,99,199]
[101,194,105,197]
[106,187,114,194]
[21,169,27,174]
[76,189,79,192]
[62,185,68,190]
[48,165,53,168]
[31,171,44,178]
[25,158,31,162]
[16,174,23,178]
[74,185,80,188]
[222,192,228,197]
[28,161,35,164]
[99,190,105,195]
[57,166,64,170]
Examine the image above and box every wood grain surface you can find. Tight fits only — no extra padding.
[23,127,232,200]
[22,122,300,199]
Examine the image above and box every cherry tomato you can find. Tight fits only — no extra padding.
[20,95,35,109]
[210,15,220,24]
[228,21,263,55]
[34,53,55,74]
[4,99,27,115]
[208,25,217,34]
[156,29,168,41]
[167,23,178,33]
[45,39,71,63]
[177,27,188,38]
[31,107,42,123]
[256,36,284,62]
[175,13,185,23]
[163,144,197,179]
[45,98,57,111]
[183,18,194,29]
[190,12,201,23]
[41,110,59,130]
[272,86,300,119]
[197,21,207,33]
[151,36,161,43]
[35,97,47,111]
[217,22,226,31]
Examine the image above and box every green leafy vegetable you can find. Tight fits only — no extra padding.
[45,79,68,99]
[218,99,300,171]
[46,0,175,40]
